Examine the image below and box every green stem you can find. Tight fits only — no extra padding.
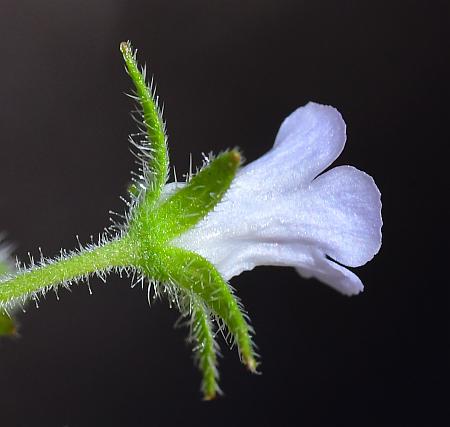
[0,237,133,307]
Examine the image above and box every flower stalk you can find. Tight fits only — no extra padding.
[0,237,133,308]
[0,40,382,398]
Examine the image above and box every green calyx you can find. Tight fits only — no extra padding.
[0,42,257,399]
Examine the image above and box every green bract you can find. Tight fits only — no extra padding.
[0,42,257,399]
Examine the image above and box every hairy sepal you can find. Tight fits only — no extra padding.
[120,41,169,207]
[149,150,241,243]
[189,301,221,400]
[141,246,257,372]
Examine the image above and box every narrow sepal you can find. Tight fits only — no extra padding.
[189,301,221,400]
[148,246,257,372]
[153,150,241,242]
[120,41,169,205]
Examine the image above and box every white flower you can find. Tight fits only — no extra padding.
[172,102,382,295]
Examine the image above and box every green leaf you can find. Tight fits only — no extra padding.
[120,41,169,205]
[151,150,241,242]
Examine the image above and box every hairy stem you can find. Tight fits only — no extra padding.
[0,237,133,308]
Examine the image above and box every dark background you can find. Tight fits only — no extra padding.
[0,1,448,426]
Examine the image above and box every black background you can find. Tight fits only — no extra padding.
[0,1,448,426]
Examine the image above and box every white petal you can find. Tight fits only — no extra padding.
[306,165,382,267]
[295,249,364,296]
[172,102,382,295]
[236,102,346,195]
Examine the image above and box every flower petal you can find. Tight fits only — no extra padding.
[174,164,381,277]
[295,249,364,296]
[175,237,363,295]
[306,165,382,267]
[172,102,382,295]
[237,102,346,195]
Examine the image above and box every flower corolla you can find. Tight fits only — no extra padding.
[173,102,382,295]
